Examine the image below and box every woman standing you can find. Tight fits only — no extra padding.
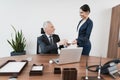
[72,4,93,56]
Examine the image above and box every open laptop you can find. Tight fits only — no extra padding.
[52,47,83,65]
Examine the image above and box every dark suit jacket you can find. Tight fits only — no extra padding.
[37,34,63,54]
[77,18,93,47]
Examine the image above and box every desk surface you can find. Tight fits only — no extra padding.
[0,54,118,80]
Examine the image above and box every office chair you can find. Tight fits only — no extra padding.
[41,28,45,34]
[37,37,41,54]
[36,28,45,54]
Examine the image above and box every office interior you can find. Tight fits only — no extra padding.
[0,0,120,58]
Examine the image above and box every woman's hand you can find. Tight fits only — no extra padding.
[72,39,77,45]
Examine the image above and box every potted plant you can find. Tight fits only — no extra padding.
[7,25,26,56]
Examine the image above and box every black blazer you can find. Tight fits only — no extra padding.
[77,18,93,46]
[37,34,63,54]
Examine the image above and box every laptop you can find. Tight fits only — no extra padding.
[52,47,83,65]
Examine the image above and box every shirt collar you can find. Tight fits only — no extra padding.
[45,33,53,38]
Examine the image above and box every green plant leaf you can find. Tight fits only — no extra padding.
[7,25,26,53]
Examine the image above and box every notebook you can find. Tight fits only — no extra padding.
[52,47,83,65]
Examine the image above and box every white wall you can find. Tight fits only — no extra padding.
[0,0,120,58]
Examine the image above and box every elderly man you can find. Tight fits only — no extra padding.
[37,21,68,54]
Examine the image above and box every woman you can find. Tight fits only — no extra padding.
[72,4,93,56]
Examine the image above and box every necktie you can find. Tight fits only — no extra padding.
[49,36,53,44]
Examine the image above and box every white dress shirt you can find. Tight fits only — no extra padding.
[75,19,87,38]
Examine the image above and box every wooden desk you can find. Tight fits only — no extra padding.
[0,54,118,80]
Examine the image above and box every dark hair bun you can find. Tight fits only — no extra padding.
[80,4,90,12]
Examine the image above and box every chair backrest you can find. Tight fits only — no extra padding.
[41,28,45,34]
[37,28,45,54]
[37,37,42,54]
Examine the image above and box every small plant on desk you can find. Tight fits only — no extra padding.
[7,25,26,56]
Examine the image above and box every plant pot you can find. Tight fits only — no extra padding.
[10,51,26,56]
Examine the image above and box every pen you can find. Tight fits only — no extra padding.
[85,56,88,80]
[97,56,101,79]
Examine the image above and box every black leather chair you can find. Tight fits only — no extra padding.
[41,28,45,34]
[36,28,45,54]
[37,37,41,54]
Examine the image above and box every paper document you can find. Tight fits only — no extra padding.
[32,66,43,71]
[0,62,26,73]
